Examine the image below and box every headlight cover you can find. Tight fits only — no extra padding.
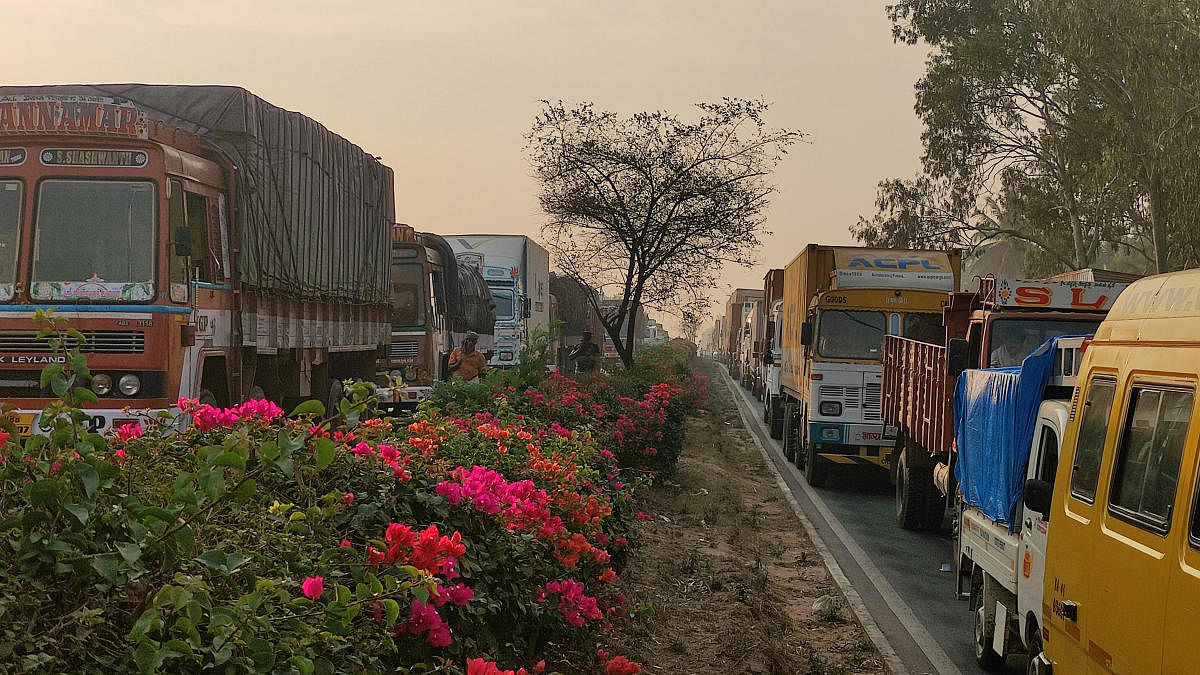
[91,373,113,396]
[819,401,842,416]
[118,374,142,397]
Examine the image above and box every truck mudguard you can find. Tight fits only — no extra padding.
[953,337,1062,525]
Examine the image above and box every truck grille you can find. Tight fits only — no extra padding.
[0,369,42,397]
[389,340,420,359]
[863,382,882,422]
[0,330,144,354]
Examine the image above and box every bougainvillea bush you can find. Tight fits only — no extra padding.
[0,325,703,673]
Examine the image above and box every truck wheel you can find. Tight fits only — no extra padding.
[804,440,827,487]
[769,399,784,440]
[782,402,796,462]
[925,489,947,532]
[1025,626,1043,675]
[974,604,1006,670]
[896,450,928,531]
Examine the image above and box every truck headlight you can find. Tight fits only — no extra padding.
[91,373,113,396]
[821,427,841,440]
[819,401,842,416]
[118,374,141,397]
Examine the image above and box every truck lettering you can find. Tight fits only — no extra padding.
[846,256,943,271]
[0,355,67,364]
[1015,285,1052,306]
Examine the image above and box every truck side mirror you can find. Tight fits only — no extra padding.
[1023,478,1052,520]
[522,296,532,319]
[947,338,969,377]
[174,227,192,258]
[800,321,813,346]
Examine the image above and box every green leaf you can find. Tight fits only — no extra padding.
[259,441,280,461]
[314,437,336,470]
[197,467,225,499]
[28,479,59,506]
[40,363,64,389]
[195,550,227,572]
[65,328,87,344]
[233,478,257,505]
[225,552,248,573]
[76,462,99,499]
[73,387,99,404]
[383,598,400,625]
[163,639,193,658]
[290,399,325,417]
[63,502,90,525]
[411,585,430,605]
[211,452,246,470]
[117,542,142,563]
[366,572,383,595]
[336,584,351,606]
[290,655,315,675]
[132,640,165,673]
[24,434,48,455]
[50,372,70,398]
[278,429,305,454]
[173,525,195,556]
[70,352,89,378]
[92,553,120,582]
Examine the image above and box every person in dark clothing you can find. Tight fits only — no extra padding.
[569,331,601,373]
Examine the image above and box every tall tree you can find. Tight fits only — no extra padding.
[527,99,802,367]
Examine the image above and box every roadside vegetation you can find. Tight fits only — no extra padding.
[0,313,706,674]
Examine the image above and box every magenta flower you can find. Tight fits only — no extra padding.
[115,422,143,442]
[301,576,324,600]
[342,492,354,504]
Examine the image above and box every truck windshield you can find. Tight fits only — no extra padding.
[817,310,886,360]
[0,180,19,300]
[391,262,426,327]
[32,180,156,299]
[988,318,1102,367]
[491,290,515,320]
[903,312,944,345]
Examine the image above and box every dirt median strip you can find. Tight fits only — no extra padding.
[607,361,886,674]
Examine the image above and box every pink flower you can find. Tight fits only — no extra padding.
[116,422,144,442]
[635,511,651,521]
[447,583,475,606]
[340,539,353,548]
[352,442,374,457]
[301,576,324,600]
[342,492,354,504]
[113,448,127,463]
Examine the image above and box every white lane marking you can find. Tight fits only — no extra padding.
[720,367,960,675]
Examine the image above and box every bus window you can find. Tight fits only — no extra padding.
[1070,378,1117,503]
[1109,388,1192,533]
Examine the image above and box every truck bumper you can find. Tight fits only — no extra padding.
[8,407,178,436]
[808,422,897,447]
[375,385,433,413]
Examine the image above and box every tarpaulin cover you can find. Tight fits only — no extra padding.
[953,337,1059,525]
[0,85,394,303]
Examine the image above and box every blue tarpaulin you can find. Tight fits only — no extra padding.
[953,337,1062,525]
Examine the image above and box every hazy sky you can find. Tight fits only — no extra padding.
[4,0,927,332]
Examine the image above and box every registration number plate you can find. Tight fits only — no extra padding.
[6,412,35,437]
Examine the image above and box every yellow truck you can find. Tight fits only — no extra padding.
[773,245,961,485]
[1026,268,1200,674]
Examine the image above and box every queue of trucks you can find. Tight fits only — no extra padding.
[0,86,558,431]
[720,244,1200,672]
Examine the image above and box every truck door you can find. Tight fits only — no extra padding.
[1163,449,1200,671]
[1018,418,1058,646]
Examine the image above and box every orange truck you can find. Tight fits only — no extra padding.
[0,85,394,434]
[774,245,962,486]
[882,277,1130,530]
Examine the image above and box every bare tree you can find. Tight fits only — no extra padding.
[527,99,802,367]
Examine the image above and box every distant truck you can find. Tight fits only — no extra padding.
[377,225,494,409]
[773,245,962,486]
[758,268,785,424]
[449,235,550,367]
[0,85,393,434]
[882,277,1130,530]
[953,337,1084,670]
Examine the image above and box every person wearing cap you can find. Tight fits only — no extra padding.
[448,331,489,381]
[568,331,601,373]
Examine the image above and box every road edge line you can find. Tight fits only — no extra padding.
[716,367,908,675]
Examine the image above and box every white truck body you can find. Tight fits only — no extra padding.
[449,235,551,366]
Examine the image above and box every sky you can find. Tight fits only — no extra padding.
[3,0,928,334]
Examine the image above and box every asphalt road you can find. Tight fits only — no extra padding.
[714,363,1028,675]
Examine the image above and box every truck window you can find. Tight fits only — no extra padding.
[1070,378,1117,503]
[988,319,1102,367]
[816,310,886,360]
[32,179,156,288]
[491,290,515,320]
[0,180,22,297]
[1038,425,1060,483]
[903,312,944,345]
[391,262,426,327]
[185,192,211,282]
[1109,387,1193,533]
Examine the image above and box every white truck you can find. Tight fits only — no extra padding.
[448,234,551,367]
[953,336,1085,670]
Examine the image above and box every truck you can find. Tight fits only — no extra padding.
[773,245,962,486]
[757,268,784,422]
[449,235,550,367]
[0,85,394,434]
[882,276,1130,530]
[723,288,763,380]
[739,298,764,391]
[377,225,495,409]
[952,336,1084,670]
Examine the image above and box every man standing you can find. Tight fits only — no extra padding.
[448,331,489,381]
[569,331,601,373]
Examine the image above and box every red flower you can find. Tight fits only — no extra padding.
[340,539,353,548]
[342,492,354,504]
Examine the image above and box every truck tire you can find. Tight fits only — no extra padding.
[782,402,796,462]
[974,603,1006,670]
[925,489,947,531]
[804,438,827,487]
[769,398,784,440]
[896,450,928,531]
[1025,625,1043,675]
